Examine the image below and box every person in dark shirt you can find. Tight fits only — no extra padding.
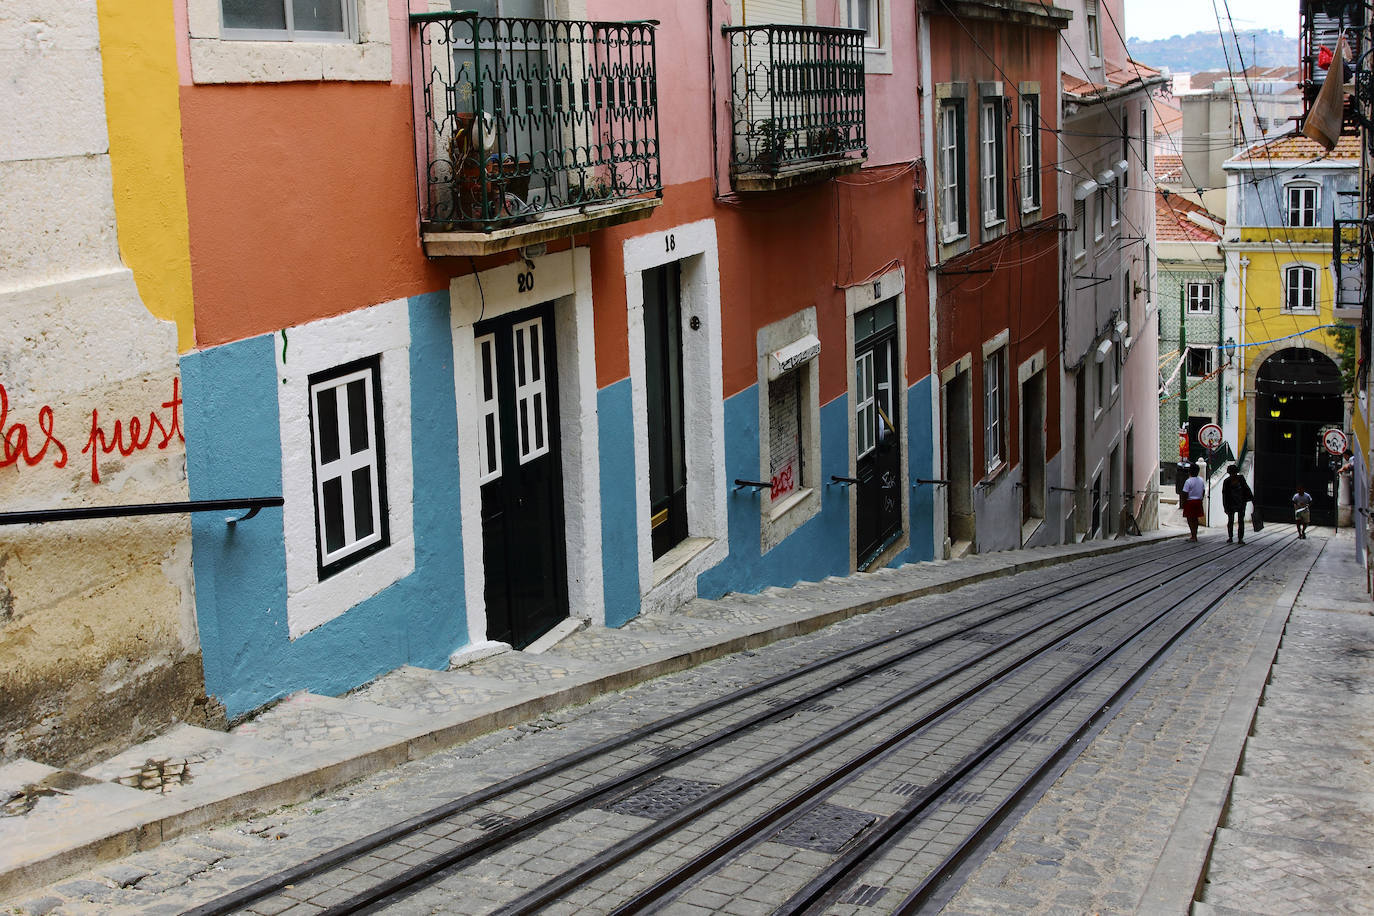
[1220,464,1253,544]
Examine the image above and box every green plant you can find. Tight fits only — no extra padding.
[1329,325,1358,394]
[755,118,792,167]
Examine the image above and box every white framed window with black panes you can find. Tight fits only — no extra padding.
[1283,264,1318,312]
[938,98,968,243]
[1285,182,1319,227]
[309,356,389,576]
[1019,95,1040,213]
[221,0,356,41]
[1187,281,1214,314]
[983,347,1006,473]
[1186,347,1214,378]
[980,97,1006,228]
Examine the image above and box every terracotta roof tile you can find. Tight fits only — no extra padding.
[1228,130,1360,163]
[1155,153,1184,182]
[1156,191,1223,243]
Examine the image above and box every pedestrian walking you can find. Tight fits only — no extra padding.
[1181,463,1206,542]
[1292,484,1313,539]
[1221,464,1253,544]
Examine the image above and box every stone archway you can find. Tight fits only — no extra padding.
[1253,348,1343,526]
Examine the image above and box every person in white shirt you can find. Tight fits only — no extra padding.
[1292,485,1313,539]
[1181,463,1206,542]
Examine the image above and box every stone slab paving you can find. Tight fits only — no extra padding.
[1195,531,1374,915]
[0,532,1179,904]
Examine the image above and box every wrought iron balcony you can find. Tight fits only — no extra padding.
[1332,218,1367,321]
[722,23,867,191]
[1298,0,1366,128]
[411,12,662,256]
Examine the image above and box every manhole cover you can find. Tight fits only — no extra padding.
[601,777,718,820]
[772,803,877,853]
[962,632,1009,644]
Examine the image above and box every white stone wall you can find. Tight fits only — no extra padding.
[0,1,201,767]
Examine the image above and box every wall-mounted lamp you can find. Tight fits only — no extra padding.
[1115,159,1129,176]
[1095,338,1114,363]
[1075,179,1098,201]
[1270,409,1281,418]
[1097,170,1115,188]
[1279,396,1289,404]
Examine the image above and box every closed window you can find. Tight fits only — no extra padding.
[1019,95,1040,212]
[1285,183,1319,227]
[1086,0,1101,58]
[1095,186,1107,239]
[1284,265,1318,312]
[309,356,389,576]
[1074,199,1087,256]
[983,348,1006,473]
[981,99,1006,227]
[1187,347,1214,378]
[1187,282,1214,314]
[221,0,353,40]
[769,371,804,502]
[845,0,880,47]
[1111,177,1120,225]
[939,101,967,242]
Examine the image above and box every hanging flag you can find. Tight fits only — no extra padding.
[1303,35,1347,151]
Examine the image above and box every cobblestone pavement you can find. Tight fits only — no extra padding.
[4,532,1364,915]
[1194,531,1374,915]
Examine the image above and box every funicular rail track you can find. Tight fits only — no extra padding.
[189,534,1290,915]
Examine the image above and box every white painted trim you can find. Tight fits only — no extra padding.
[277,298,415,638]
[981,328,1010,358]
[623,219,727,615]
[845,266,909,570]
[1017,349,1047,386]
[448,249,604,642]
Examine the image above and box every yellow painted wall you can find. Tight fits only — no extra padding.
[97,0,195,352]
[1237,239,1340,449]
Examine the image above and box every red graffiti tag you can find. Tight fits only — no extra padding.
[80,378,184,484]
[0,383,68,471]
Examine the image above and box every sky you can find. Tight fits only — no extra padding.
[1123,0,1298,42]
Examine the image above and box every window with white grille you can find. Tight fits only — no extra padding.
[983,348,1005,473]
[1187,282,1214,314]
[1285,183,1319,227]
[1284,265,1318,312]
[981,99,1005,227]
[1019,95,1040,212]
[939,101,967,242]
[309,356,389,575]
[221,0,353,40]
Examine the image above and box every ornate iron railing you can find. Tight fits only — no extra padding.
[411,12,661,231]
[722,23,866,177]
[1333,218,1368,313]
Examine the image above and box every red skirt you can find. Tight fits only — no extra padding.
[1182,498,1204,519]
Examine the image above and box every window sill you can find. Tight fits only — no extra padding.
[769,487,814,523]
[1074,250,1087,260]
[979,461,1009,488]
[1021,203,1041,217]
[863,46,893,75]
[941,232,969,246]
[651,536,715,589]
[188,36,392,83]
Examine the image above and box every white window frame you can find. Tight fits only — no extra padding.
[1283,264,1319,313]
[1019,95,1041,213]
[220,0,355,42]
[309,359,387,573]
[187,0,391,84]
[277,298,415,639]
[475,333,503,485]
[939,100,967,243]
[1094,186,1107,240]
[981,99,1006,228]
[1285,182,1320,227]
[1186,281,1214,314]
[984,347,1006,474]
[1086,0,1101,60]
[510,316,552,465]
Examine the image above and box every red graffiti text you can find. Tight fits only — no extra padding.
[0,384,68,471]
[81,378,185,484]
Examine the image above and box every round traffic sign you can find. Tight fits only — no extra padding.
[1323,427,1348,456]
[1197,423,1223,450]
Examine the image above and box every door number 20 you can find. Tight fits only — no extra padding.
[517,270,535,293]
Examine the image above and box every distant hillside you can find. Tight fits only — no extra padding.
[1127,29,1296,74]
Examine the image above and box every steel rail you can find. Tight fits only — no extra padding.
[783,535,1299,915]
[486,536,1276,915]
[185,535,1202,916]
[595,536,1291,915]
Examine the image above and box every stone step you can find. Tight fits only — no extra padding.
[1239,736,1374,790]
[1220,774,1374,846]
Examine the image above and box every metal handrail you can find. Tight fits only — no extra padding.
[0,497,284,527]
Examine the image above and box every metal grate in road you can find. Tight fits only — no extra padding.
[601,778,719,820]
[772,803,878,853]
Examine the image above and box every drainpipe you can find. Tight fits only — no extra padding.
[1216,272,1225,430]
[1238,256,1250,376]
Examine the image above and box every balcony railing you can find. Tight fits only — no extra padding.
[1333,218,1367,318]
[411,12,661,242]
[722,24,867,188]
[1298,0,1365,124]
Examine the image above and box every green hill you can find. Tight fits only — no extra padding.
[1127,29,1296,73]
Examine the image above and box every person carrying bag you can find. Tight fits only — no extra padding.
[1221,464,1253,544]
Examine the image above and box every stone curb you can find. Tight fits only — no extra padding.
[0,531,1181,901]
[1137,537,1323,913]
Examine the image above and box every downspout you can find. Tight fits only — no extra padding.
[1238,256,1250,376]
[1216,271,1225,430]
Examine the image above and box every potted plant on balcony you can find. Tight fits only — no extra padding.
[446,113,534,222]
[754,118,793,172]
[807,125,848,159]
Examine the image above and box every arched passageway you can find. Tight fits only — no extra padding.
[1254,348,1343,526]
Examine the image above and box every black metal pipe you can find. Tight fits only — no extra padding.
[915,478,949,486]
[829,475,861,485]
[733,479,771,491]
[0,497,284,527]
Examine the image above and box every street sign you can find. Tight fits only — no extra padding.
[1197,423,1223,450]
[1322,427,1349,456]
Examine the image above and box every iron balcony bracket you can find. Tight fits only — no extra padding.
[828,476,861,487]
[914,478,949,487]
[734,479,772,492]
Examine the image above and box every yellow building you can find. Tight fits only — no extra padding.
[1221,133,1357,525]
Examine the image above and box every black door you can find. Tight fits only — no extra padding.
[1254,349,1342,527]
[644,263,688,559]
[475,304,568,649]
[855,300,901,567]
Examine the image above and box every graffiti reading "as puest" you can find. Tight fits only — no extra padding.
[0,379,184,484]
